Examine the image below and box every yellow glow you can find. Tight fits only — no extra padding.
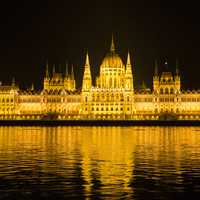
[0,126,199,196]
[0,37,199,120]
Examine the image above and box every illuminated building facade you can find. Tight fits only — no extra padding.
[0,37,200,120]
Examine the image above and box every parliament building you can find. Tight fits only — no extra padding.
[0,37,200,120]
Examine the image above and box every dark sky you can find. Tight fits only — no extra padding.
[0,0,199,90]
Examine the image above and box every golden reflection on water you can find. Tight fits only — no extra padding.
[0,126,200,198]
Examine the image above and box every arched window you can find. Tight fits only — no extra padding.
[170,88,174,94]
[160,88,163,94]
[109,78,112,87]
[165,88,169,94]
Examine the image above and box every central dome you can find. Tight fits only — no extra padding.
[101,36,124,69]
[101,52,124,68]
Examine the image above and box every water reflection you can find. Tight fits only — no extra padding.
[0,126,200,199]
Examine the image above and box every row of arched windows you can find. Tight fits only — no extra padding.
[160,88,174,94]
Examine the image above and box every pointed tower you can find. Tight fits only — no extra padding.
[125,51,134,90]
[52,64,56,75]
[45,60,49,79]
[71,64,74,80]
[153,60,159,93]
[44,61,50,90]
[70,64,76,91]
[110,34,115,53]
[175,59,181,92]
[31,83,34,91]
[65,61,69,78]
[64,61,70,90]
[11,77,15,87]
[82,52,92,91]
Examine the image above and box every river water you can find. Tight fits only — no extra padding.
[0,126,200,199]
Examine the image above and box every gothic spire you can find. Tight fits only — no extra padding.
[176,59,179,75]
[46,60,49,78]
[12,77,15,86]
[125,51,134,90]
[110,34,115,52]
[85,51,90,66]
[71,64,74,79]
[31,83,34,91]
[82,51,92,91]
[52,64,56,74]
[127,51,131,66]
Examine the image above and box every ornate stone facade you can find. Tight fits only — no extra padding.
[0,37,200,120]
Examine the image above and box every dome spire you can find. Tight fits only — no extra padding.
[110,34,115,52]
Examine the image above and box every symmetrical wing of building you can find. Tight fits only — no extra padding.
[0,37,200,120]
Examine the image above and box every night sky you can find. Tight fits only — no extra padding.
[0,0,199,90]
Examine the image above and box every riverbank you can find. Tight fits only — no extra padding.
[0,120,200,126]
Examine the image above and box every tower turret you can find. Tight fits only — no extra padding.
[45,60,49,79]
[64,62,76,91]
[82,52,92,91]
[175,59,181,92]
[31,83,34,91]
[44,61,50,90]
[71,64,76,90]
[65,61,69,78]
[52,64,56,75]
[153,60,159,93]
